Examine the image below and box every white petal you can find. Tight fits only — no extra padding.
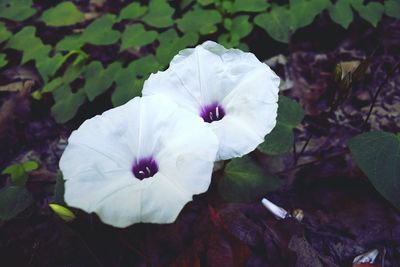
[60,95,218,227]
[140,173,192,223]
[142,41,279,160]
[89,183,143,228]
[63,170,136,216]
[156,108,218,195]
[214,67,278,160]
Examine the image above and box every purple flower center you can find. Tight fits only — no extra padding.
[132,157,158,180]
[200,103,225,123]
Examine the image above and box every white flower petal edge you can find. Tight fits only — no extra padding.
[142,40,279,160]
[60,95,218,228]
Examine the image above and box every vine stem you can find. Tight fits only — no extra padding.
[294,133,313,165]
[362,61,400,130]
[280,149,349,175]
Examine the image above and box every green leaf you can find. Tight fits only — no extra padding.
[231,15,253,39]
[0,0,36,21]
[22,160,39,172]
[83,61,121,101]
[120,24,157,50]
[0,22,11,43]
[56,35,85,51]
[0,186,33,221]
[254,6,291,43]
[6,26,51,64]
[51,86,86,123]
[258,96,304,155]
[63,62,85,84]
[118,2,147,21]
[289,0,330,31]
[231,0,269,13]
[219,156,282,202]
[112,77,144,107]
[54,172,66,205]
[2,164,27,186]
[131,54,161,77]
[221,1,233,12]
[348,131,400,209]
[177,8,222,34]
[142,0,174,28]
[385,0,400,19]
[0,53,7,68]
[40,2,84,27]
[112,55,160,106]
[49,204,76,222]
[218,33,239,48]
[81,15,120,45]
[260,123,294,155]
[351,0,384,27]
[36,53,64,82]
[328,0,353,29]
[197,0,216,5]
[156,29,199,66]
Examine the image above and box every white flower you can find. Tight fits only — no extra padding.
[142,41,279,160]
[59,95,218,228]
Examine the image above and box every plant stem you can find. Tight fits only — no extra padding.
[363,61,400,130]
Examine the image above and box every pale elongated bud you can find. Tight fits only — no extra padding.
[261,198,288,219]
[353,249,379,264]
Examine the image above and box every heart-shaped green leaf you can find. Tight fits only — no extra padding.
[22,160,39,172]
[177,8,222,34]
[231,0,269,13]
[254,6,291,43]
[6,26,51,64]
[0,0,36,21]
[83,61,121,101]
[0,54,7,68]
[120,24,157,50]
[197,0,217,6]
[51,85,86,123]
[112,77,144,107]
[118,2,147,21]
[328,0,353,29]
[142,0,174,28]
[0,22,11,43]
[40,2,84,27]
[231,15,253,38]
[2,164,26,186]
[36,53,64,82]
[54,173,66,206]
[0,186,33,221]
[348,131,400,210]
[289,0,330,31]
[385,0,400,19]
[219,156,282,202]
[56,35,85,51]
[81,15,120,45]
[156,29,199,66]
[258,96,304,155]
[351,0,384,27]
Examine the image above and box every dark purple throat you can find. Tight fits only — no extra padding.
[132,157,158,180]
[200,103,225,123]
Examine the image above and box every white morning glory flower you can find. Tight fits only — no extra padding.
[142,41,279,160]
[59,95,218,228]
